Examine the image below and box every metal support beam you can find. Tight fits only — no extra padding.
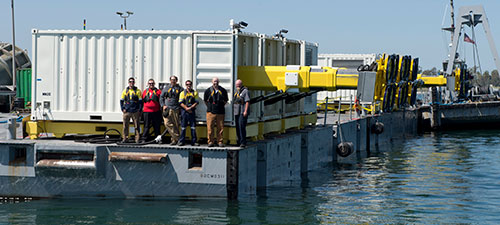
[446,5,500,78]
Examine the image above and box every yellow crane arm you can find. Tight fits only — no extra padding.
[417,67,462,90]
[417,74,447,86]
[237,66,358,92]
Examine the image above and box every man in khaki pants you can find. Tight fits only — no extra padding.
[160,76,184,145]
[204,77,228,147]
[120,77,143,143]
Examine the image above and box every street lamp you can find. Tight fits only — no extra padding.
[275,29,288,39]
[116,11,133,30]
[230,19,248,32]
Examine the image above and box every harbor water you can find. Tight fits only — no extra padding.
[1,129,500,224]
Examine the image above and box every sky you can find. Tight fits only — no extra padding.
[1,0,499,72]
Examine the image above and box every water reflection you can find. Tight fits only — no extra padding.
[313,130,500,224]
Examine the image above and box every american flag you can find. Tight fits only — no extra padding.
[464,33,475,44]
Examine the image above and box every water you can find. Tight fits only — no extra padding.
[2,130,500,224]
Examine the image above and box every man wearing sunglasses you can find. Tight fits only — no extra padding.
[142,78,162,141]
[178,80,199,146]
[120,77,143,143]
[160,76,184,145]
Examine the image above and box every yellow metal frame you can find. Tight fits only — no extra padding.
[416,67,462,91]
[374,54,421,111]
[417,74,447,86]
[281,116,301,133]
[238,66,358,92]
[301,114,317,128]
[261,119,282,135]
[25,114,318,144]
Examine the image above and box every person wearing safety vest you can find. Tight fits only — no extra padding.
[160,76,184,145]
[141,78,162,141]
[233,79,250,147]
[178,80,199,146]
[120,77,143,143]
[203,77,228,147]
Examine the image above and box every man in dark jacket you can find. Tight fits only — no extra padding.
[142,78,162,141]
[204,77,228,147]
[160,76,184,145]
[120,77,143,143]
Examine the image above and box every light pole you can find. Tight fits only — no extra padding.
[116,11,133,30]
[11,0,16,91]
[275,29,288,39]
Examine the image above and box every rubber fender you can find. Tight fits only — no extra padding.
[336,142,354,157]
[371,121,384,134]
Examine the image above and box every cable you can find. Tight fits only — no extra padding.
[116,128,169,146]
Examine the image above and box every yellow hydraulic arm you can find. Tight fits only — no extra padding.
[417,74,447,86]
[237,65,358,92]
[416,67,462,91]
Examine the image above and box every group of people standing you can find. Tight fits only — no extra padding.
[120,76,250,147]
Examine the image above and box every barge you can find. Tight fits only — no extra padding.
[0,109,422,199]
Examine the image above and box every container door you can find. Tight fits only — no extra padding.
[301,42,318,66]
[193,33,234,122]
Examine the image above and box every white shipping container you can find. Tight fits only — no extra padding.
[317,53,376,104]
[317,90,358,103]
[318,53,376,69]
[31,29,318,124]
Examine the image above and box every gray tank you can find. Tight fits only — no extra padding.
[0,43,31,85]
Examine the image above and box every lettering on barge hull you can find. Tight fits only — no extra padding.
[200,174,225,179]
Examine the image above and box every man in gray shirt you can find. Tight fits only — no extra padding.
[160,76,184,145]
[233,79,250,147]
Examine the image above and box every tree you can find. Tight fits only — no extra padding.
[421,67,438,75]
[471,70,499,87]
[491,70,500,87]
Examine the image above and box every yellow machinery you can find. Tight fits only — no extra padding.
[417,74,447,86]
[417,67,464,90]
[238,54,422,113]
[417,63,472,100]
[237,65,358,92]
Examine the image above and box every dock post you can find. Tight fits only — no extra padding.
[227,150,239,200]
[430,87,441,129]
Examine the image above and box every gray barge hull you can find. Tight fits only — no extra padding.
[0,110,418,199]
